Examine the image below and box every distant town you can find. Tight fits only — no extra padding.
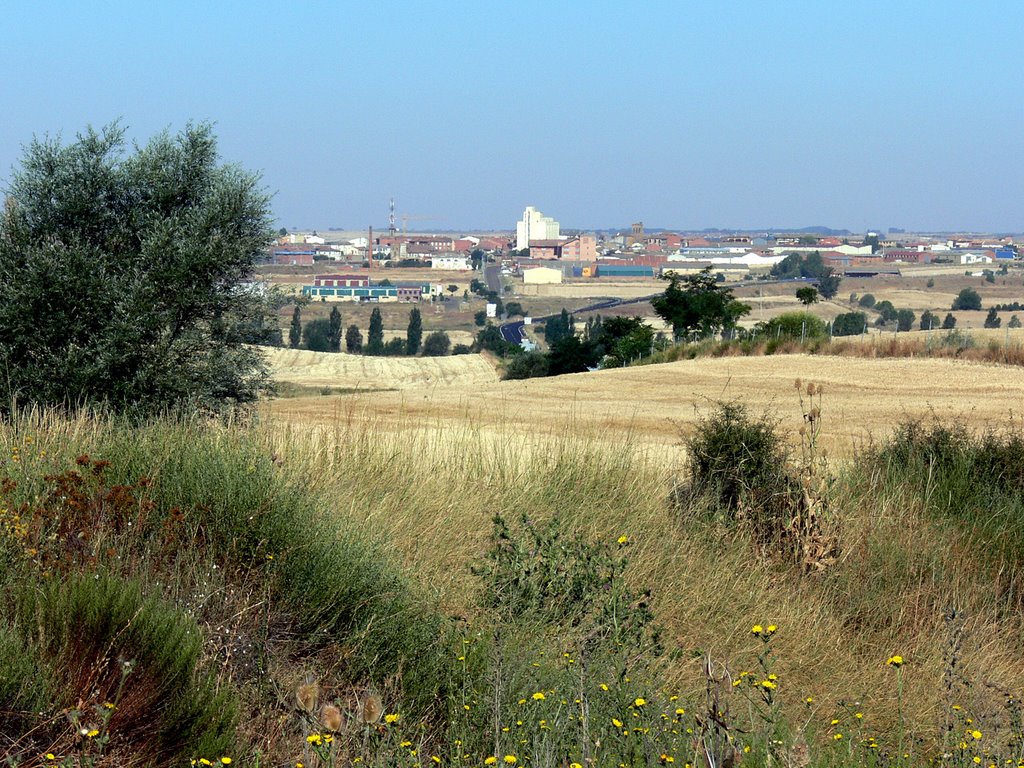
[265,205,1020,304]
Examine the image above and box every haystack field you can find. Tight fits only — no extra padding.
[267,352,1024,457]
[264,347,499,389]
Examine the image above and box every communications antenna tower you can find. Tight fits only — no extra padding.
[388,198,396,238]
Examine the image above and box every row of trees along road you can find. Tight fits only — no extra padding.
[289,305,447,356]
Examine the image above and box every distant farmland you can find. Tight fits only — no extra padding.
[266,352,1024,458]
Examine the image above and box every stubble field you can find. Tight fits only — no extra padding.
[266,351,1024,459]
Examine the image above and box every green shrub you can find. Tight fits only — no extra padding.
[952,287,982,311]
[89,421,448,715]
[422,330,452,356]
[833,311,868,336]
[476,513,659,652]
[0,621,49,742]
[685,401,790,514]
[757,313,827,353]
[8,572,234,764]
[503,350,549,379]
[302,317,334,351]
[873,418,1024,562]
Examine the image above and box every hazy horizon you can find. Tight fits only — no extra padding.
[2,1,1021,234]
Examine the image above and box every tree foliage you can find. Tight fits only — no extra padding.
[984,308,1002,328]
[953,287,982,311]
[328,306,342,352]
[770,252,841,298]
[366,307,384,355]
[795,286,819,305]
[756,312,827,340]
[896,308,916,332]
[503,351,549,380]
[302,318,333,352]
[874,300,898,324]
[422,330,451,357]
[289,305,302,348]
[942,312,957,330]
[0,123,274,415]
[832,311,867,337]
[406,308,423,355]
[544,309,574,346]
[651,268,750,341]
[345,324,363,353]
[382,337,407,356]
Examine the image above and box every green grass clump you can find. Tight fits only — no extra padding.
[872,417,1024,562]
[6,572,234,764]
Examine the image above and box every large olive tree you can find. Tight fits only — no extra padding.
[0,123,274,415]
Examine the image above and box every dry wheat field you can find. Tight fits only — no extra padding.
[266,352,1024,458]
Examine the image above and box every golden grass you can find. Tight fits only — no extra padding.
[257,349,1024,739]
[266,353,1024,458]
[264,347,500,390]
[264,411,1024,742]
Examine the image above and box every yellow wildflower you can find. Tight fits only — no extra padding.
[751,625,764,635]
[634,697,647,707]
[485,759,497,766]
[385,713,400,724]
[617,535,629,545]
[504,756,518,765]
[531,692,545,701]
[887,655,904,667]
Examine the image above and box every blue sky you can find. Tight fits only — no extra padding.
[1,1,1021,233]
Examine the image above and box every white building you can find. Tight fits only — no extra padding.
[522,266,563,285]
[431,254,471,270]
[667,251,785,267]
[959,251,993,265]
[516,206,561,250]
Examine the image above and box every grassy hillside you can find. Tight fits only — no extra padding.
[5,387,1024,766]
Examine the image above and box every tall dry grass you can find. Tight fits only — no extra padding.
[640,327,1024,368]
[6,403,1024,764]
[266,404,1024,741]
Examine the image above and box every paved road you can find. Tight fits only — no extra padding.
[483,263,502,295]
